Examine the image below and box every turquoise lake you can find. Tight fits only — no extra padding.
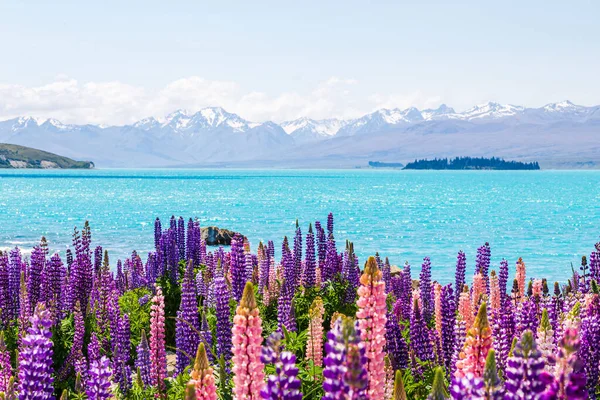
[1,169,598,283]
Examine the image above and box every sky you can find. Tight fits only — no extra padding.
[0,0,599,125]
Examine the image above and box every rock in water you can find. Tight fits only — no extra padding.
[201,227,244,245]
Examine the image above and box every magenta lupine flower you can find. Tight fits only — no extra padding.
[214,275,233,366]
[230,233,246,302]
[303,224,316,288]
[232,282,265,399]
[420,257,434,323]
[18,304,54,400]
[504,330,553,399]
[356,256,387,399]
[261,332,302,400]
[86,356,113,400]
[150,284,167,392]
[455,250,467,308]
[176,261,200,375]
[135,329,152,387]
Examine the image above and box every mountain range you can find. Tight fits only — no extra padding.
[0,101,599,168]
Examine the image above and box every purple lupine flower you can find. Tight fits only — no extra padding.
[145,252,157,286]
[177,216,185,262]
[114,314,131,393]
[493,298,516,372]
[260,332,302,400]
[420,257,434,323]
[278,275,296,332]
[175,261,200,375]
[579,295,600,397]
[200,309,214,363]
[504,330,553,399]
[322,234,338,283]
[281,236,294,285]
[450,374,485,399]
[0,332,11,393]
[94,246,103,275]
[499,259,509,305]
[327,213,334,237]
[42,253,66,323]
[385,310,409,370]
[475,243,491,292]
[214,275,232,366]
[230,233,246,302]
[590,244,600,283]
[543,328,587,399]
[59,301,86,380]
[27,245,45,314]
[186,218,195,264]
[383,257,392,294]
[401,262,413,320]
[88,332,101,365]
[154,217,162,251]
[86,356,113,400]
[258,243,270,294]
[116,259,126,295]
[411,298,434,362]
[65,248,73,270]
[516,299,538,335]
[315,222,327,275]
[455,251,467,308]
[344,343,369,399]
[322,317,361,400]
[293,222,302,287]
[9,247,22,320]
[18,304,54,400]
[441,284,456,374]
[303,225,316,289]
[0,253,10,324]
[135,330,152,387]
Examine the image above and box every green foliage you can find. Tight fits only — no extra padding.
[157,274,182,347]
[166,368,192,400]
[403,364,440,399]
[119,287,153,349]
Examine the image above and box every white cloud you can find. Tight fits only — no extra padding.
[0,76,444,125]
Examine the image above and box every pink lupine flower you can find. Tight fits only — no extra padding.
[434,282,443,337]
[190,343,218,400]
[150,284,167,393]
[471,272,486,316]
[516,258,526,301]
[356,256,387,400]
[458,285,473,330]
[306,297,325,367]
[232,282,264,400]
[384,356,394,400]
[532,279,543,298]
[489,270,501,313]
[455,302,493,379]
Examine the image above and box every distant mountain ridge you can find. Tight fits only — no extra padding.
[1,101,599,168]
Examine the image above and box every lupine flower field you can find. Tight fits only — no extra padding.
[0,213,599,399]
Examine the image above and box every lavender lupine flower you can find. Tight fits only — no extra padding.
[455,251,467,309]
[154,217,162,250]
[449,374,485,399]
[322,234,338,283]
[27,245,45,314]
[18,304,54,400]
[420,257,434,323]
[178,216,186,261]
[86,356,113,400]
[499,259,509,305]
[322,316,366,400]
[230,233,246,302]
[0,333,11,393]
[114,314,131,393]
[176,261,200,375]
[411,298,434,362]
[303,224,316,288]
[579,295,600,397]
[441,284,457,374]
[214,275,232,366]
[9,247,22,319]
[260,332,302,400]
[135,330,152,387]
[385,310,409,370]
[504,330,553,399]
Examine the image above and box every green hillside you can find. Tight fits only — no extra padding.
[0,143,94,169]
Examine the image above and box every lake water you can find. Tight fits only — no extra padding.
[1,169,599,283]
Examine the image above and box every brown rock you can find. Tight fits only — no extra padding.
[201,226,244,246]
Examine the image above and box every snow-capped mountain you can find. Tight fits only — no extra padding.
[1,100,599,168]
